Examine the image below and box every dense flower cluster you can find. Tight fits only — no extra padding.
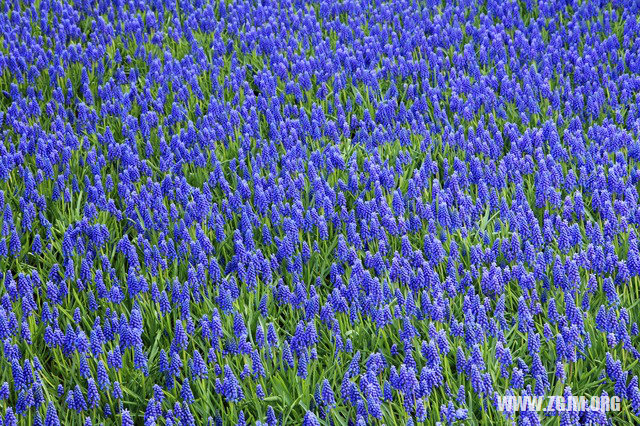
[0,0,638,424]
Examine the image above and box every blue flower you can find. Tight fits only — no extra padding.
[44,402,60,426]
[113,381,123,400]
[121,409,134,426]
[181,379,195,404]
[87,378,100,408]
[302,411,320,426]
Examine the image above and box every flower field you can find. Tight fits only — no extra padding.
[0,0,640,424]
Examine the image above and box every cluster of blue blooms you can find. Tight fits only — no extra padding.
[0,0,638,424]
